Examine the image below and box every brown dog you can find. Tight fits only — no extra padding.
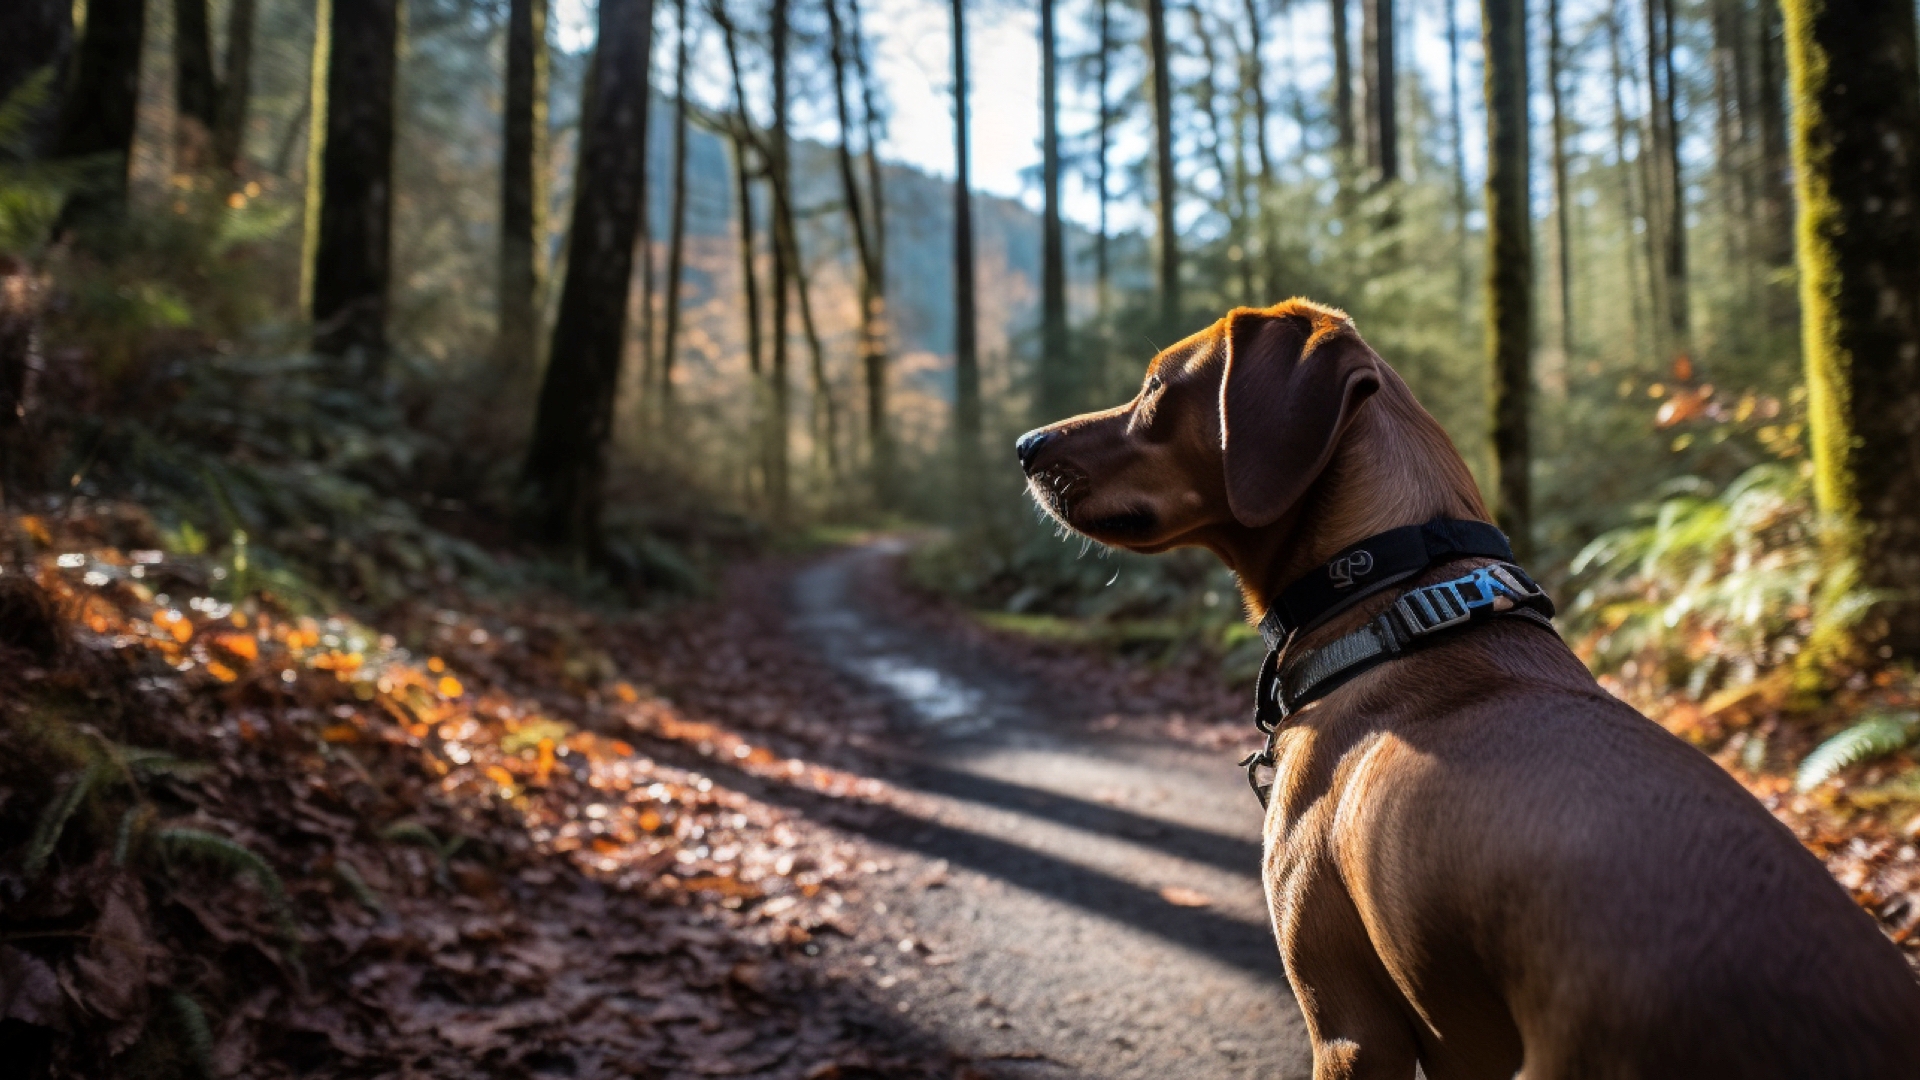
[1016,299,1920,1079]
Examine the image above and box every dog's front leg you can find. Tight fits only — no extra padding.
[1275,861,1422,1080]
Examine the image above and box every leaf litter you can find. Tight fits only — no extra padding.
[0,503,962,1078]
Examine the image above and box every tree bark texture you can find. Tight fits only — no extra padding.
[1147,0,1180,329]
[767,0,792,522]
[1754,0,1792,268]
[213,0,257,175]
[660,0,691,412]
[950,0,982,501]
[1546,0,1572,359]
[1331,0,1355,165]
[826,0,890,500]
[1094,0,1112,315]
[497,0,548,383]
[1481,0,1532,558]
[1361,0,1395,183]
[309,0,400,372]
[174,0,219,169]
[518,0,655,553]
[1038,0,1070,420]
[1644,0,1689,355]
[1783,0,1920,656]
[52,0,146,219]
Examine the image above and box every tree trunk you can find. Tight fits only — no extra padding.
[1754,0,1792,269]
[950,0,982,504]
[52,0,146,222]
[853,0,893,501]
[1361,0,1395,183]
[518,0,655,554]
[1241,0,1274,296]
[1331,0,1355,165]
[1147,0,1179,329]
[1710,0,1753,303]
[1481,0,1531,559]
[213,0,257,175]
[659,0,691,416]
[309,0,400,374]
[497,0,548,385]
[1446,0,1468,324]
[827,0,889,499]
[1546,0,1572,360]
[1038,0,1069,419]
[1095,0,1112,317]
[1606,0,1647,360]
[766,0,791,522]
[299,0,331,317]
[1644,0,1688,357]
[1783,0,1920,658]
[174,0,219,171]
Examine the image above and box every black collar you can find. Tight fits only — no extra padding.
[1255,518,1516,648]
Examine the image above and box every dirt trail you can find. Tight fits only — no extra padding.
[785,540,1312,1079]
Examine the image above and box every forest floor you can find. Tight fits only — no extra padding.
[5,509,1918,1078]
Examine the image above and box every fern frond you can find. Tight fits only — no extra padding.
[1795,713,1920,792]
[169,992,217,1079]
[378,820,443,852]
[331,859,384,914]
[23,764,102,881]
[112,802,154,867]
[153,827,300,951]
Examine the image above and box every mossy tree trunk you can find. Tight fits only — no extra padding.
[1481,0,1532,559]
[518,0,654,556]
[308,0,400,375]
[51,0,145,223]
[1783,0,1920,658]
[496,0,548,385]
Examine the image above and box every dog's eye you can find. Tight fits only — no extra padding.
[1144,375,1164,397]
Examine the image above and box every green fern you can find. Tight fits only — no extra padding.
[153,827,300,952]
[168,992,217,1079]
[112,802,153,866]
[330,859,385,914]
[1795,712,1920,792]
[22,764,103,881]
[379,820,457,888]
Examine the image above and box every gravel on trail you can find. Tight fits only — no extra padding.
[774,540,1313,1079]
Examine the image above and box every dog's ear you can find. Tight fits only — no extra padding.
[1220,309,1382,528]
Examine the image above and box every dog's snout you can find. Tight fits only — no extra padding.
[1015,429,1054,473]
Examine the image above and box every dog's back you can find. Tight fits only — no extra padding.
[1279,622,1920,1079]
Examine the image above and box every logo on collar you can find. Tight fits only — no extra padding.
[1328,549,1374,588]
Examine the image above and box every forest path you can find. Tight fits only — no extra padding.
[784,540,1312,1079]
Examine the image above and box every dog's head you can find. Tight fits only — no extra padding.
[1017,300,1382,555]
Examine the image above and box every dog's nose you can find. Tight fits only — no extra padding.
[1015,429,1054,472]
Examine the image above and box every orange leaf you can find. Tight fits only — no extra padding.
[485,765,516,790]
[322,723,361,743]
[213,633,258,661]
[438,675,465,698]
[534,737,556,786]
[205,660,238,683]
[169,618,194,643]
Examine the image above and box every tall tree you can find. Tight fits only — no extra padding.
[1445,0,1469,322]
[826,0,890,499]
[51,0,146,221]
[1644,0,1689,357]
[308,0,401,372]
[213,0,258,175]
[1037,0,1070,419]
[1782,0,1920,657]
[300,0,332,317]
[659,0,692,416]
[717,2,762,402]
[1545,0,1572,359]
[518,0,655,552]
[1361,0,1395,183]
[498,0,549,382]
[1146,0,1179,328]
[1482,0,1531,557]
[1094,0,1113,316]
[174,0,220,169]
[1606,0,1647,358]
[950,0,982,502]
[1240,0,1276,296]
[766,0,793,521]
[1331,0,1356,165]
[1753,0,1791,269]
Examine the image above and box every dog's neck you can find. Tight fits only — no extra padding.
[1221,374,1491,621]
